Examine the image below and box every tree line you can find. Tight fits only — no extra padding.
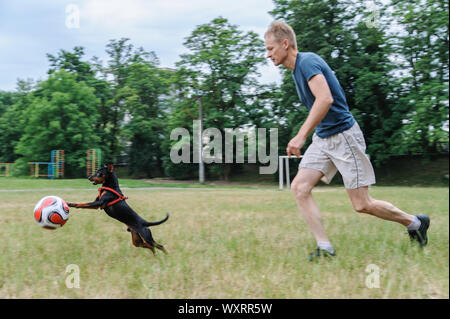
[0,0,448,179]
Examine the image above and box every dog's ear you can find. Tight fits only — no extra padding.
[107,163,114,173]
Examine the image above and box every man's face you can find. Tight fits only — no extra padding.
[265,34,287,67]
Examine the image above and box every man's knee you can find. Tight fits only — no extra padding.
[347,187,375,214]
[352,199,373,214]
[291,180,313,200]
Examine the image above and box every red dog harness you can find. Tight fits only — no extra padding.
[98,187,128,207]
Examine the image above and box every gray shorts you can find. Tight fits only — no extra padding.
[299,122,376,189]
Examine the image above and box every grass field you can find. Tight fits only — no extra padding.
[0,178,448,298]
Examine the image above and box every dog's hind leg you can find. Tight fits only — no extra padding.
[128,227,148,250]
[153,241,168,254]
[129,225,166,255]
[132,227,156,255]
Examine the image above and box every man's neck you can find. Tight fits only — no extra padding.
[284,49,299,71]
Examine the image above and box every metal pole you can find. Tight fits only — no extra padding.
[285,157,290,189]
[279,156,283,190]
[198,96,205,183]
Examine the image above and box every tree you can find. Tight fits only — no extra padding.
[47,46,114,161]
[14,71,100,177]
[0,80,36,163]
[47,46,95,83]
[170,17,267,180]
[121,62,171,177]
[100,38,161,160]
[0,91,20,117]
[391,0,449,154]
[161,67,201,179]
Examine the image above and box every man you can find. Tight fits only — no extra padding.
[264,21,430,261]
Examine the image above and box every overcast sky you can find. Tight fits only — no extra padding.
[0,0,283,91]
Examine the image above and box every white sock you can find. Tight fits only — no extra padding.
[406,216,421,231]
[317,241,335,253]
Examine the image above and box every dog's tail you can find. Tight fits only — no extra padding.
[144,213,169,227]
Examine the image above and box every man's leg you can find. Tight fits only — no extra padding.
[346,186,413,226]
[291,168,330,243]
[347,186,430,246]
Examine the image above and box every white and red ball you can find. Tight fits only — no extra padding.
[33,196,70,229]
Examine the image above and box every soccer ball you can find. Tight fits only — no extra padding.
[33,195,70,230]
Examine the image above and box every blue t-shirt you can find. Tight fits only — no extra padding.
[292,52,355,138]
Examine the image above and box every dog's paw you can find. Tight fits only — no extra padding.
[67,203,76,207]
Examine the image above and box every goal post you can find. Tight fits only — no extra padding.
[278,155,302,190]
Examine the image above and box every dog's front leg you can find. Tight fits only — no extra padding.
[68,200,104,209]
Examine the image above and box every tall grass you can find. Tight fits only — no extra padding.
[0,183,448,298]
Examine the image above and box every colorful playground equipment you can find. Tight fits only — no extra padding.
[86,148,102,177]
[0,163,14,177]
[29,150,64,179]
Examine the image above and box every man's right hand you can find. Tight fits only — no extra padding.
[286,134,306,158]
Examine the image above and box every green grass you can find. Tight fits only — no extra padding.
[0,179,448,298]
[0,177,211,190]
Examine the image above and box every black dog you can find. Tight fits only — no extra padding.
[68,163,168,255]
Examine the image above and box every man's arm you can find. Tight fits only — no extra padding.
[286,74,334,158]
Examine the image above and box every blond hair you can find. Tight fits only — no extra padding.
[264,21,297,50]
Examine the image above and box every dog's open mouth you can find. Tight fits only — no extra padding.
[89,178,100,185]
